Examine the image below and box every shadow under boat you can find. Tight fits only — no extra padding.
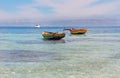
[69,33,87,36]
[42,39,65,44]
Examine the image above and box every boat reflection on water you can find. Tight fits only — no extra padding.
[69,33,87,36]
[42,39,65,44]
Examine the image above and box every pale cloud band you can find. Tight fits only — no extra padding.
[0,0,119,25]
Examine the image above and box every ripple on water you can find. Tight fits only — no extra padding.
[0,50,55,62]
[16,39,66,44]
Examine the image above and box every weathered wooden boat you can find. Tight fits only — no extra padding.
[64,28,87,34]
[42,31,65,40]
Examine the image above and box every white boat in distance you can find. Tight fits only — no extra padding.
[35,24,40,28]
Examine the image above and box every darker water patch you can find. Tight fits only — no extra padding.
[16,39,66,44]
[0,39,14,41]
[0,50,54,62]
[87,38,120,42]
[110,52,120,59]
[16,40,44,44]
[65,37,120,43]
[42,39,65,44]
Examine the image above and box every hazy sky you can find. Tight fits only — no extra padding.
[0,0,120,26]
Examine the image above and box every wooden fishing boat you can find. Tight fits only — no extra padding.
[64,28,87,34]
[42,31,65,40]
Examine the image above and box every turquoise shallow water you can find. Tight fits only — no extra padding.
[0,26,120,78]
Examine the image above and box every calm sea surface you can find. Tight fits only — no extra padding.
[0,26,120,78]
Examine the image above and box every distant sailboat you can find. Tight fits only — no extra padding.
[35,24,40,28]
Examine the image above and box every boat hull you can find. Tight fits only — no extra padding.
[64,28,87,34]
[42,31,65,40]
[70,29,87,34]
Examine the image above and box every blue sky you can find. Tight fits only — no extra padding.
[0,0,120,26]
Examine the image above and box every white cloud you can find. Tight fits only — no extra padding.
[0,0,119,25]
[32,0,120,19]
[0,10,13,20]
